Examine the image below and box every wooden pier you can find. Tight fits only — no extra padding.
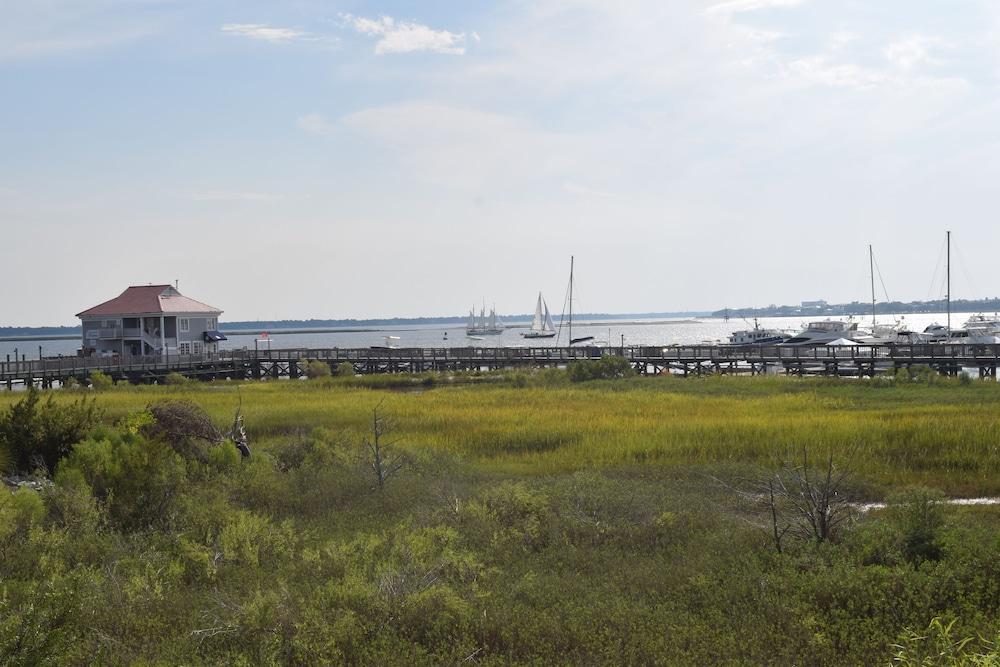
[3,343,1000,389]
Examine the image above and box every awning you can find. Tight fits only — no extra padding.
[204,330,227,342]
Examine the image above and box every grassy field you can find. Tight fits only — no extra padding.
[5,373,1000,493]
[3,372,1000,664]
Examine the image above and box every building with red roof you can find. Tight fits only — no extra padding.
[77,284,225,358]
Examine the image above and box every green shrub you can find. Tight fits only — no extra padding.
[462,481,551,552]
[58,429,187,530]
[305,360,332,379]
[163,372,191,386]
[219,510,294,569]
[0,487,46,544]
[207,441,242,473]
[0,388,100,473]
[894,365,943,385]
[888,486,946,565]
[336,362,355,377]
[568,355,634,382]
[89,370,113,390]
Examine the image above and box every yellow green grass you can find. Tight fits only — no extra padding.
[5,374,1000,494]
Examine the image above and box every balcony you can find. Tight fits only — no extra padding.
[97,327,143,339]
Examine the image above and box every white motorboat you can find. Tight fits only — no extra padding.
[963,314,1000,335]
[780,320,861,346]
[726,318,789,345]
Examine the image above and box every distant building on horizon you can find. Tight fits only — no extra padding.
[76,284,225,357]
[800,299,828,308]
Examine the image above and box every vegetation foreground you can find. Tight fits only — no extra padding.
[2,369,1000,664]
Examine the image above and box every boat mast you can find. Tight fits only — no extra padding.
[946,230,951,335]
[869,244,876,330]
[568,255,574,345]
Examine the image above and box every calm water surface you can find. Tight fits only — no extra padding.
[0,313,968,361]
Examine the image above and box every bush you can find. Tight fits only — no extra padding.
[58,429,187,530]
[89,370,113,391]
[0,388,100,473]
[305,360,332,379]
[336,362,355,377]
[163,372,191,386]
[462,481,551,552]
[0,487,47,545]
[142,400,222,461]
[888,486,946,565]
[894,365,942,385]
[568,355,635,382]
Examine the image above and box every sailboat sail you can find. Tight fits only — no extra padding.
[523,293,557,338]
[531,294,544,331]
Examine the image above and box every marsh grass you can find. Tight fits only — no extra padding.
[6,374,1000,494]
[5,374,1000,664]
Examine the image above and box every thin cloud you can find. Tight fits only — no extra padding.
[191,190,282,202]
[340,14,468,55]
[296,113,336,136]
[884,35,946,71]
[221,23,307,43]
[706,0,804,17]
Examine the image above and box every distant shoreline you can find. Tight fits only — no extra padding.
[0,311,712,341]
[0,318,707,343]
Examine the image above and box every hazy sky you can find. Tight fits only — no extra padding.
[3,0,1000,325]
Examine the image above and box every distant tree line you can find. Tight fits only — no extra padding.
[713,297,1000,319]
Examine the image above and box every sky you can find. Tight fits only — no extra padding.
[3,0,1000,325]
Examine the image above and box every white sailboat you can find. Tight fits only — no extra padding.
[522,293,557,339]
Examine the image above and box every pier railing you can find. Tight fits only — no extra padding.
[3,343,1000,385]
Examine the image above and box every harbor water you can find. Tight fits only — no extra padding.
[0,313,974,361]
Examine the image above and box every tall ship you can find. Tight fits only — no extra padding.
[467,305,504,336]
[522,293,557,339]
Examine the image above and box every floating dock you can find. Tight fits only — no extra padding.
[2,344,999,389]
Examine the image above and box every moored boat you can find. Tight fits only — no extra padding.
[780,320,861,346]
[725,318,789,345]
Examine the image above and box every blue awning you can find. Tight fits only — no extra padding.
[204,330,227,342]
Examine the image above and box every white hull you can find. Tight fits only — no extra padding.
[780,320,861,346]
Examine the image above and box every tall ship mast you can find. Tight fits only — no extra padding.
[466,303,504,335]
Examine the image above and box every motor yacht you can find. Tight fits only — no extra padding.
[779,320,861,346]
[726,318,789,345]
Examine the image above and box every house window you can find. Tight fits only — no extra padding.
[192,341,203,354]
[178,342,191,355]
[179,318,190,333]
[103,319,119,329]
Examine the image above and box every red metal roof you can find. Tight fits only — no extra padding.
[76,285,223,317]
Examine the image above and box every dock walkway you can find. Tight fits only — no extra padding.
[2,344,999,389]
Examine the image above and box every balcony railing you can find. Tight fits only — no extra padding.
[97,327,143,339]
